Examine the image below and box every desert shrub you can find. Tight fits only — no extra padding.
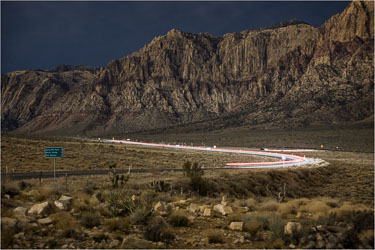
[270,238,284,249]
[319,196,340,208]
[227,212,244,222]
[80,211,101,228]
[50,211,80,238]
[1,206,14,217]
[342,227,361,249]
[71,193,91,212]
[131,206,153,225]
[1,226,15,248]
[144,216,170,242]
[301,200,331,219]
[140,190,157,204]
[316,212,338,227]
[29,186,56,202]
[169,212,189,227]
[259,199,279,212]
[82,181,97,195]
[277,201,297,218]
[242,198,258,211]
[96,205,113,217]
[339,210,374,231]
[105,190,153,218]
[18,180,32,190]
[358,229,374,249]
[160,228,175,243]
[331,201,368,218]
[93,233,109,243]
[244,220,262,237]
[207,230,224,244]
[182,160,208,195]
[45,238,58,248]
[103,217,132,233]
[268,214,285,240]
[2,178,22,198]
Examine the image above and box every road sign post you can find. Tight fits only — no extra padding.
[45,147,63,182]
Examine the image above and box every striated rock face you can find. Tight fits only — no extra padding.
[1,1,373,136]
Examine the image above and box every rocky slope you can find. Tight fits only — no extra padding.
[1,1,373,136]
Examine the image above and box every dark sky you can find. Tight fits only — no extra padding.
[1,1,350,74]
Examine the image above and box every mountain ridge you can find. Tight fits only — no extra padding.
[1,1,373,136]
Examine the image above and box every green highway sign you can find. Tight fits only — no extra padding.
[45,147,63,158]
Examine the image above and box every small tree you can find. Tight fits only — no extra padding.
[182,160,206,194]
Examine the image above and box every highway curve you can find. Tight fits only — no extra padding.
[9,139,325,180]
[108,139,324,169]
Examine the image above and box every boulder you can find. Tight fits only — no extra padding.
[37,217,53,225]
[188,215,195,224]
[213,204,233,216]
[109,239,120,248]
[2,217,17,227]
[199,205,212,213]
[203,208,212,217]
[13,207,28,216]
[188,203,200,214]
[229,222,244,231]
[238,206,249,213]
[284,222,302,235]
[175,199,189,208]
[28,201,50,215]
[153,201,167,215]
[221,196,228,206]
[54,195,73,210]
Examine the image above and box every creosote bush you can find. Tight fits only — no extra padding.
[207,230,224,244]
[50,211,80,238]
[169,212,189,227]
[268,214,285,240]
[244,220,262,237]
[259,199,279,212]
[144,216,171,242]
[104,217,132,233]
[81,211,101,228]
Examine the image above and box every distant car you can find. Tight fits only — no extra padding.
[260,147,265,151]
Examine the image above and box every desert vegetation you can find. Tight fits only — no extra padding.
[1,129,374,248]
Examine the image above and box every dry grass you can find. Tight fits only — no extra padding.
[103,217,132,232]
[259,199,279,212]
[330,201,368,218]
[50,211,80,238]
[206,229,224,244]
[27,186,56,202]
[71,193,91,212]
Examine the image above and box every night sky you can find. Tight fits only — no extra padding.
[1,1,350,74]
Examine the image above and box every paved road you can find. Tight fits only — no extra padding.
[7,168,178,180]
[107,139,319,168]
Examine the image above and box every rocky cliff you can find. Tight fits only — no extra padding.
[1,1,373,136]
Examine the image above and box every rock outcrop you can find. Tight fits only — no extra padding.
[1,1,373,136]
